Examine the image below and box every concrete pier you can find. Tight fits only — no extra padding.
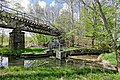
[9,29,25,50]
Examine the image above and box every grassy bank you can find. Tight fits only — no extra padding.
[0,48,46,56]
[0,66,119,80]
[63,47,80,51]
[100,52,117,65]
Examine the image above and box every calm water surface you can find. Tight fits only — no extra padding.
[0,55,99,68]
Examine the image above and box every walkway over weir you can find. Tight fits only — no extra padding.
[0,4,62,50]
[0,4,61,36]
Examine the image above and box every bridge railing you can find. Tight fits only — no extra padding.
[0,4,52,28]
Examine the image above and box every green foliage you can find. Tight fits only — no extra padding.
[0,66,118,80]
[77,3,116,49]
[0,32,9,47]
[54,0,116,48]
[55,11,71,33]
[101,52,117,65]
[0,48,46,56]
[32,34,53,46]
[24,48,46,53]
[23,48,46,54]
[0,48,26,56]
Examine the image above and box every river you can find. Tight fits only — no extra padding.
[0,55,100,68]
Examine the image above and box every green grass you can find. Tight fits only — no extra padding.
[0,66,118,80]
[100,52,117,65]
[22,48,46,54]
[0,48,46,56]
[63,47,105,51]
[0,48,21,56]
[63,47,80,51]
[63,47,97,51]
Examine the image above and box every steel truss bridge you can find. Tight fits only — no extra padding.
[0,4,61,36]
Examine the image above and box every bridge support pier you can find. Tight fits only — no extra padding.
[9,29,25,50]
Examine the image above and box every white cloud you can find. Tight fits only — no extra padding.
[8,0,30,12]
[20,0,30,9]
[20,0,30,12]
[74,12,79,21]
[62,3,69,11]
[50,1,55,7]
[38,0,46,9]
[59,3,69,14]
[6,0,12,2]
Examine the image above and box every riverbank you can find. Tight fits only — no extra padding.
[0,66,119,80]
[0,48,46,56]
[0,50,119,80]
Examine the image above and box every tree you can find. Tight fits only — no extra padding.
[55,10,72,47]
[81,0,120,73]
[0,29,4,47]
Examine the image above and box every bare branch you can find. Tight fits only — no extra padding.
[81,0,94,11]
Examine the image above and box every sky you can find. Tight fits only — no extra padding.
[5,0,56,8]
[32,0,57,8]
[9,0,58,10]
[31,0,52,4]
[0,0,59,37]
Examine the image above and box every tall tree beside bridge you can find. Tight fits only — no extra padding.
[81,0,120,73]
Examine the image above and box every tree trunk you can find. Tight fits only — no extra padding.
[71,35,75,47]
[92,37,95,48]
[95,0,119,72]
[70,0,75,47]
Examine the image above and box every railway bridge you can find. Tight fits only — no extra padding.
[0,4,62,50]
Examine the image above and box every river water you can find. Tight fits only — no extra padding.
[0,55,99,68]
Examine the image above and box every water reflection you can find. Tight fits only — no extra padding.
[0,55,99,68]
[0,56,8,68]
[24,60,33,67]
[9,57,24,67]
